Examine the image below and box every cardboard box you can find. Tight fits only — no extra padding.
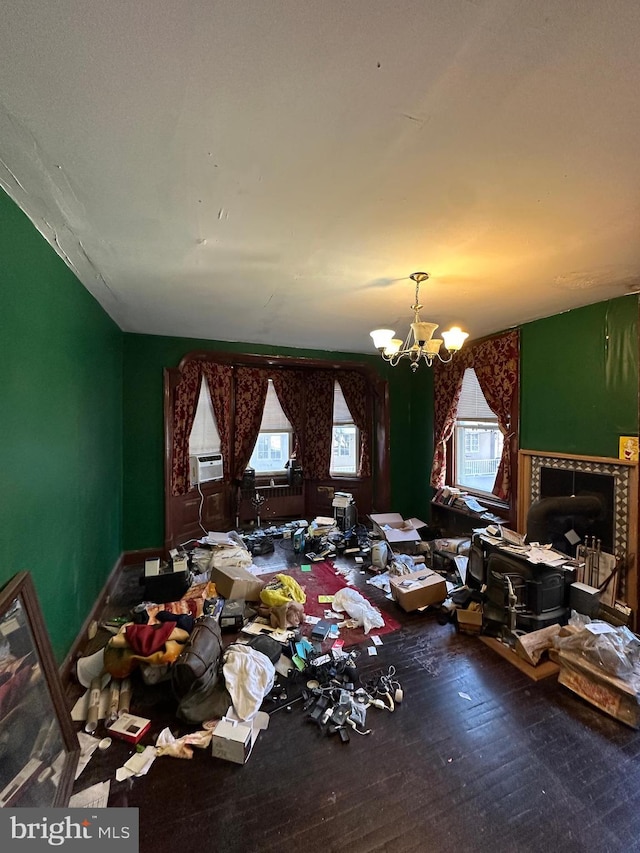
[390,569,447,612]
[570,582,601,617]
[457,608,483,634]
[557,650,640,728]
[209,563,264,602]
[107,713,152,744]
[211,711,269,764]
[369,513,427,554]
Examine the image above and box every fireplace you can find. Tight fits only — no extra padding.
[518,450,638,612]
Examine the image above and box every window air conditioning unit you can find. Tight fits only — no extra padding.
[189,453,224,485]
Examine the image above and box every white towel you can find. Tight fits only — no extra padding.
[222,644,275,721]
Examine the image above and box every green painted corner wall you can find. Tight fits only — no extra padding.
[389,363,433,521]
[0,188,123,662]
[521,297,638,456]
[122,335,422,549]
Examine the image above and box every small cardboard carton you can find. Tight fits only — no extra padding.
[209,563,264,602]
[456,607,483,635]
[211,711,270,764]
[107,713,152,745]
[369,513,427,554]
[390,569,447,612]
[557,650,640,729]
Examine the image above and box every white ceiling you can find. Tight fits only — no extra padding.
[2,0,640,354]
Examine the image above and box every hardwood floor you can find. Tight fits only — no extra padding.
[69,542,640,853]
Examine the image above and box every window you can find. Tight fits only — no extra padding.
[248,380,293,475]
[453,368,503,497]
[189,377,221,457]
[331,381,359,476]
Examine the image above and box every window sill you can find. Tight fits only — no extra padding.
[431,498,509,523]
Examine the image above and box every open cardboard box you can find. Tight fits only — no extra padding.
[369,513,427,554]
[456,607,483,634]
[211,711,270,764]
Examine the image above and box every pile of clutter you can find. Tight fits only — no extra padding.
[72,529,401,787]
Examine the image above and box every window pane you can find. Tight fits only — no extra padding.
[331,381,359,475]
[331,426,357,474]
[249,432,290,473]
[189,378,221,456]
[453,369,502,496]
[455,420,503,494]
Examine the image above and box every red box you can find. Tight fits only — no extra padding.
[107,713,152,744]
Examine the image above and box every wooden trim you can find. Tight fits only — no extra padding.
[59,553,125,686]
[177,348,382,378]
[479,636,560,681]
[121,547,164,566]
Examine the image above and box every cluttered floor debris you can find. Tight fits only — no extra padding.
[67,524,640,853]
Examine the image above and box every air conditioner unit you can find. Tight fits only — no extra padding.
[189,453,224,486]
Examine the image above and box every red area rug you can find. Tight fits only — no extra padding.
[260,561,401,648]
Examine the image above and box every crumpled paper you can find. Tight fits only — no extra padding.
[154,727,212,759]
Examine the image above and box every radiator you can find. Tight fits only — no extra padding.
[241,484,304,520]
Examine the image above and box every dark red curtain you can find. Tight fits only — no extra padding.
[232,367,269,480]
[271,369,306,461]
[336,370,372,477]
[471,330,519,500]
[430,330,519,501]
[202,361,234,482]
[171,360,203,496]
[304,370,335,479]
[430,359,466,491]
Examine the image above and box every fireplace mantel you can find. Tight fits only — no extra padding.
[517,449,638,618]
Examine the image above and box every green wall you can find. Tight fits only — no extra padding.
[521,297,638,456]
[4,175,636,662]
[0,188,123,662]
[388,362,433,521]
[122,335,423,549]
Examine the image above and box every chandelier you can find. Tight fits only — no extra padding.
[370,272,468,372]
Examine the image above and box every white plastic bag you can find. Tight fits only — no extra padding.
[332,588,385,634]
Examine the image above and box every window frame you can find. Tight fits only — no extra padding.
[330,381,360,478]
[445,366,519,527]
[249,429,292,477]
[247,379,294,479]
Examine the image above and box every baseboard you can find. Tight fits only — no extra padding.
[58,553,125,686]
[121,547,164,567]
[59,548,165,686]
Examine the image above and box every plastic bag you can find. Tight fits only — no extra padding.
[388,554,416,576]
[260,574,306,608]
[554,613,640,678]
[332,588,384,634]
[209,544,253,570]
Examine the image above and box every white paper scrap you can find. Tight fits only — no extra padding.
[117,745,157,781]
[74,732,101,779]
[69,780,110,809]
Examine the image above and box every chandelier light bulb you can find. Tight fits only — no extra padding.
[370,272,468,370]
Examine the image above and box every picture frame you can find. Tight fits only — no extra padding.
[0,571,79,807]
